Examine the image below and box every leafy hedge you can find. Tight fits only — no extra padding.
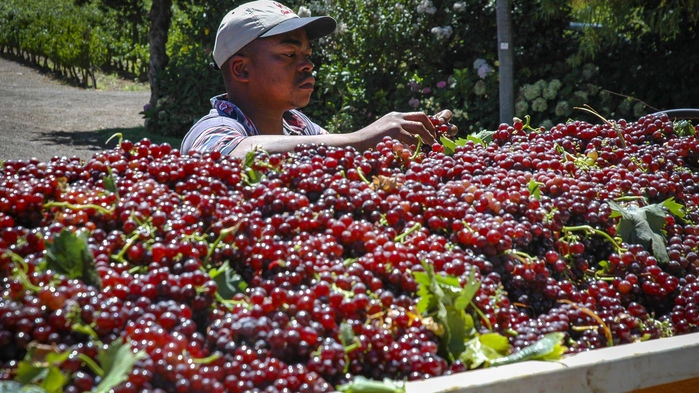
[3,0,698,138]
[0,0,147,88]
[144,0,699,138]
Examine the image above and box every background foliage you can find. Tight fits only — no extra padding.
[2,0,697,138]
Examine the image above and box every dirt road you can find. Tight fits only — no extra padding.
[0,56,151,162]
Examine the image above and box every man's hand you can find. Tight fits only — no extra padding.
[355,111,440,150]
[431,109,458,137]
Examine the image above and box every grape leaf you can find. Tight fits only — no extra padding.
[460,333,510,369]
[103,166,119,197]
[414,264,480,361]
[440,135,456,156]
[0,381,46,393]
[489,332,566,367]
[528,179,543,199]
[336,376,405,393]
[210,261,247,298]
[608,200,670,263]
[93,340,147,393]
[661,197,686,222]
[440,135,470,156]
[44,229,101,289]
[13,345,71,393]
[467,129,495,145]
[242,150,264,185]
[674,120,695,137]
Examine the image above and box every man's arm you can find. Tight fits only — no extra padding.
[228,111,446,158]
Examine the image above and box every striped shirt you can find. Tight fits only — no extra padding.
[180,94,328,156]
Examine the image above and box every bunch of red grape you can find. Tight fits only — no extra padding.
[1,112,698,392]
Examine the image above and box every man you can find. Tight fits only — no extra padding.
[180,0,455,158]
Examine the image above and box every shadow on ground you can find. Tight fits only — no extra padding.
[34,127,183,154]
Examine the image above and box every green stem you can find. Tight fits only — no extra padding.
[356,166,371,185]
[8,251,42,292]
[44,201,114,215]
[562,225,624,253]
[394,222,421,243]
[205,224,240,265]
[78,353,104,377]
[410,135,423,160]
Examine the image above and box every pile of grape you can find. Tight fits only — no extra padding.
[1,112,698,393]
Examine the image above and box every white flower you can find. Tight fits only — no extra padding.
[430,26,453,40]
[531,97,548,112]
[554,101,570,117]
[453,2,466,12]
[548,79,562,91]
[515,100,529,115]
[473,58,487,70]
[417,0,437,14]
[477,64,492,79]
[522,83,541,101]
[297,6,311,17]
[543,87,557,100]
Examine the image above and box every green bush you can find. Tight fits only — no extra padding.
[0,0,146,87]
[3,0,697,138]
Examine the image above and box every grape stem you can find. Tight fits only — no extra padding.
[574,104,626,148]
[394,222,422,243]
[561,225,625,254]
[7,251,42,292]
[44,201,115,216]
[558,299,613,346]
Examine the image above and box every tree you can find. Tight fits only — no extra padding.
[568,0,699,57]
[148,0,173,110]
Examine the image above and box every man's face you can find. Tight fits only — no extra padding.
[243,29,316,112]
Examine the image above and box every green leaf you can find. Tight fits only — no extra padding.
[339,322,356,349]
[39,368,67,393]
[453,268,480,311]
[210,261,247,299]
[440,135,456,156]
[0,381,46,393]
[662,197,686,222]
[674,120,695,137]
[242,150,264,185]
[414,263,479,361]
[44,229,101,289]
[528,179,543,199]
[608,200,670,263]
[336,376,406,393]
[460,333,510,369]
[443,306,472,360]
[468,129,495,145]
[489,332,566,367]
[93,340,147,393]
[14,361,49,385]
[103,166,119,197]
[14,343,72,392]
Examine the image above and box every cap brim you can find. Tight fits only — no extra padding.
[260,15,336,40]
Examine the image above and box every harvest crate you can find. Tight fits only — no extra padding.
[405,332,699,393]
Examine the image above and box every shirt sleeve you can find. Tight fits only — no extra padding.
[181,114,250,156]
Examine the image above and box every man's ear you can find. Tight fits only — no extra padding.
[228,56,249,82]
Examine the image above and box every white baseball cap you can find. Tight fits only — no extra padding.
[212,0,336,68]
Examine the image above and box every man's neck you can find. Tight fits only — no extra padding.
[226,92,285,135]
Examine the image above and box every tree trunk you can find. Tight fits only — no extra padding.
[148,0,172,109]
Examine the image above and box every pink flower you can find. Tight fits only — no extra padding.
[436,80,447,89]
[422,87,432,95]
[409,98,420,108]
